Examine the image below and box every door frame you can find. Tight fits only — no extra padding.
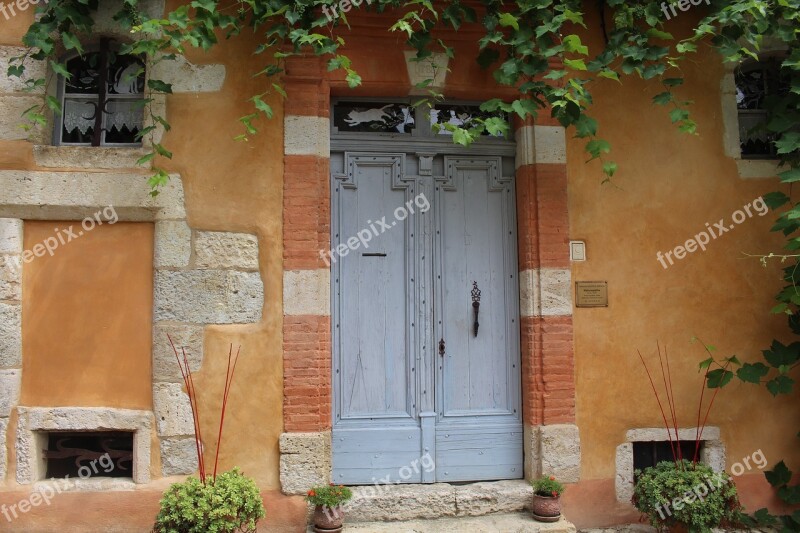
[278,54,580,496]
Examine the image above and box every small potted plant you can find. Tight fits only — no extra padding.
[531,475,565,522]
[306,483,353,532]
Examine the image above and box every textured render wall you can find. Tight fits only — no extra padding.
[567,10,799,501]
[0,3,282,491]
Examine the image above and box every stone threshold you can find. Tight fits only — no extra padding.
[342,480,534,522]
[309,513,576,532]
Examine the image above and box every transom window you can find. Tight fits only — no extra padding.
[735,56,790,159]
[56,38,145,146]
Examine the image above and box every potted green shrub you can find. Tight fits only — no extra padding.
[306,483,353,532]
[152,337,266,532]
[152,467,265,533]
[632,460,742,532]
[531,475,565,522]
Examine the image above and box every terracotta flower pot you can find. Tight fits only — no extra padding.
[313,505,344,532]
[531,493,561,522]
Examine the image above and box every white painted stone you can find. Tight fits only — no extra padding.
[404,51,449,93]
[0,254,21,301]
[517,126,567,166]
[33,146,150,169]
[0,418,7,481]
[152,323,204,382]
[34,477,137,492]
[519,268,572,317]
[615,443,634,503]
[720,69,741,160]
[154,270,264,324]
[625,426,720,442]
[160,437,199,476]
[701,440,726,473]
[454,480,532,516]
[540,268,572,316]
[0,219,22,253]
[340,513,575,532]
[194,231,259,271]
[153,383,195,437]
[15,407,152,484]
[540,424,581,483]
[279,432,331,495]
[0,369,20,416]
[0,47,46,94]
[0,171,186,221]
[346,483,457,522]
[0,95,45,141]
[154,220,192,268]
[735,159,781,179]
[284,115,330,157]
[151,55,226,93]
[283,269,330,316]
[0,302,22,368]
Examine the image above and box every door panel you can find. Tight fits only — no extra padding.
[434,157,522,482]
[332,153,421,484]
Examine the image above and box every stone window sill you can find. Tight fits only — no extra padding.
[735,158,782,179]
[33,145,150,170]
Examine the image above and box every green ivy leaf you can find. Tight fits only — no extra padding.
[148,79,173,94]
[736,362,769,383]
[497,13,519,31]
[563,58,587,71]
[562,34,588,55]
[602,161,617,177]
[766,375,794,396]
[706,368,734,388]
[669,108,689,123]
[765,461,793,487]
[763,340,800,368]
[652,92,673,105]
[585,139,610,160]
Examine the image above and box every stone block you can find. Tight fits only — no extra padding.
[540,424,581,483]
[279,432,331,495]
[283,269,330,316]
[454,480,532,516]
[345,483,457,522]
[615,443,634,503]
[154,220,192,268]
[0,417,7,481]
[151,55,226,93]
[153,383,195,437]
[0,254,21,301]
[152,323,204,382]
[154,270,263,324]
[0,95,44,141]
[0,369,20,416]
[194,231,259,270]
[0,219,22,253]
[0,47,46,94]
[160,437,199,476]
[0,303,21,367]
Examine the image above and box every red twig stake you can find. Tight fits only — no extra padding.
[637,349,679,466]
[167,334,242,484]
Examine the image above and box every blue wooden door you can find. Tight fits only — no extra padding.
[331,151,521,484]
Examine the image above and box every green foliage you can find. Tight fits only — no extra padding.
[305,484,353,508]
[152,468,265,533]
[531,475,566,497]
[632,460,742,532]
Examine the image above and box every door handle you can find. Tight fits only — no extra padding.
[439,338,445,357]
[471,281,481,337]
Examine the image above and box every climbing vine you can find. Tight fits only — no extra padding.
[6,0,800,525]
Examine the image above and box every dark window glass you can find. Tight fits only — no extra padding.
[44,431,134,479]
[735,57,790,158]
[633,440,702,481]
[60,42,145,146]
[333,102,415,133]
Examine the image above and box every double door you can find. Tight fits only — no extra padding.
[331,151,521,484]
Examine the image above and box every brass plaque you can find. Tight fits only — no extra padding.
[575,281,608,308]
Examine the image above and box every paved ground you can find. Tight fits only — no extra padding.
[310,513,576,532]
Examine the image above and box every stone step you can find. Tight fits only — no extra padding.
[343,480,534,522]
[308,513,575,533]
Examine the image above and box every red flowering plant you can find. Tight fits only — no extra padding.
[531,476,566,498]
[305,483,353,509]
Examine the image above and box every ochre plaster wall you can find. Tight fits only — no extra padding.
[21,222,154,409]
[568,11,800,484]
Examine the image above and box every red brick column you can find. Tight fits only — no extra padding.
[282,56,332,433]
[515,114,580,481]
